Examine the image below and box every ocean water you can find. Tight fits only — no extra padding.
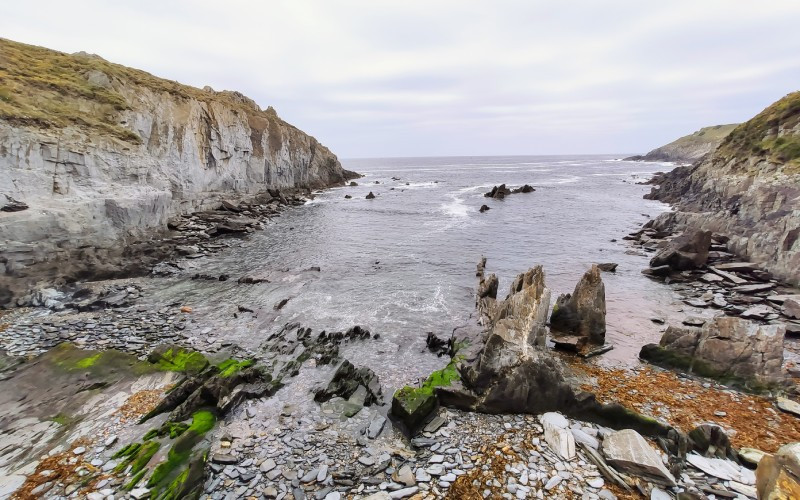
[144,155,685,393]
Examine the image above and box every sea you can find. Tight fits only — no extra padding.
[142,155,686,393]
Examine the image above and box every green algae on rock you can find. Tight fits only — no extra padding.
[391,358,460,434]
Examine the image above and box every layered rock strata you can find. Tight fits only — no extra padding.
[643,92,800,285]
[0,38,357,305]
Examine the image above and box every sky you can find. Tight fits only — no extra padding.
[3,1,800,158]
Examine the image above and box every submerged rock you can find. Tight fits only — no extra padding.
[366,192,376,199]
[640,316,784,387]
[549,264,606,350]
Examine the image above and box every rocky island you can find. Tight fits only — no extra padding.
[1,36,800,500]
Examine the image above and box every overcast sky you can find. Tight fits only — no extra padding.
[4,1,800,158]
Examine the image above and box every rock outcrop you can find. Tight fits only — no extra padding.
[549,264,606,350]
[643,92,800,285]
[0,38,357,305]
[438,260,674,439]
[640,316,785,387]
[625,124,737,164]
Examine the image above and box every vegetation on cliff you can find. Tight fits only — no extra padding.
[0,37,292,144]
[627,123,738,163]
[717,91,800,169]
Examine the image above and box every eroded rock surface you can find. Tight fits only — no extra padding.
[549,264,607,350]
[640,316,785,386]
[643,92,800,285]
[0,38,357,306]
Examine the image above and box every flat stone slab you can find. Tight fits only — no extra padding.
[601,429,676,486]
[686,453,755,485]
[778,397,800,418]
[715,262,762,272]
[733,283,775,294]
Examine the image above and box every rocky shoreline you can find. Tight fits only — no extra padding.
[4,247,799,499]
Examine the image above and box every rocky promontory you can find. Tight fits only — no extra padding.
[643,92,800,285]
[625,124,738,164]
[0,38,358,306]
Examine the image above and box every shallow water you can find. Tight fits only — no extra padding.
[142,155,686,393]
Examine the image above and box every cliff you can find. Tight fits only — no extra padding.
[0,38,357,304]
[625,124,738,164]
[645,92,800,284]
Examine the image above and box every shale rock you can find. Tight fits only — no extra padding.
[314,359,383,406]
[550,264,606,350]
[640,316,784,386]
[602,429,677,486]
[649,229,712,271]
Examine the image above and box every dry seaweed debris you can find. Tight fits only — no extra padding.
[115,388,166,422]
[576,362,800,452]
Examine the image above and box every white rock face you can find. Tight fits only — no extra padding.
[0,80,354,304]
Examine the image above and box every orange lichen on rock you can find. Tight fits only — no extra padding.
[576,362,800,453]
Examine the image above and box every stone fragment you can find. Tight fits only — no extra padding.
[686,453,755,484]
[601,429,676,486]
[543,420,576,460]
[739,448,767,467]
[783,299,800,320]
[388,486,419,498]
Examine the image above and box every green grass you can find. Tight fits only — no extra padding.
[717,92,800,169]
[0,37,292,145]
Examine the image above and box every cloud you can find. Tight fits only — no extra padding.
[3,0,800,157]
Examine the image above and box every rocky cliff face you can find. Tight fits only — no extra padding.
[645,92,800,284]
[0,38,357,304]
[625,124,738,164]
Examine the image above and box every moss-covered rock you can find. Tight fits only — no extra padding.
[391,359,460,434]
[148,345,209,375]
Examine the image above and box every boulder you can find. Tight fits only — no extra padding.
[477,273,498,300]
[783,299,800,320]
[688,423,736,460]
[511,184,535,194]
[757,443,800,498]
[366,192,376,199]
[484,184,511,199]
[549,264,606,349]
[649,230,712,271]
[640,317,784,386]
[313,360,382,406]
[601,429,677,486]
[597,263,618,272]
